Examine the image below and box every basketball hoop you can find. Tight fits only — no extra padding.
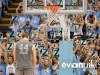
[44,6,61,21]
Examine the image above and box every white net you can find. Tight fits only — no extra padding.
[47,10,59,22]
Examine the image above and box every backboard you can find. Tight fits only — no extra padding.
[23,0,87,14]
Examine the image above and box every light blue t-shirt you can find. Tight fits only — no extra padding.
[52,25,59,32]
[30,15,40,29]
[41,14,46,20]
[10,24,20,36]
[94,11,100,20]
[45,19,51,32]
[87,10,95,15]
[76,54,82,63]
[73,54,80,75]
[0,62,6,75]
[52,66,59,75]
[89,68,97,75]
[17,14,28,27]
[40,66,52,75]
[35,64,40,75]
[98,28,100,34]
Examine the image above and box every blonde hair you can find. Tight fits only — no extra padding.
[44,56,49,61]
[75,16,81,23]
[21,31,29,38]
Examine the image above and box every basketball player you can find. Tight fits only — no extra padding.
[13,31,36,75]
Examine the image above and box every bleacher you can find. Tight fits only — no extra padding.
[0,0,22,31]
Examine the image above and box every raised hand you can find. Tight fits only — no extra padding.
[19,2,22,6]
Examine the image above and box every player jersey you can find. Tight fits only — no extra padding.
[16,40,33,70]
[6,64,15,75]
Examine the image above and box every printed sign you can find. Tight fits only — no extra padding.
[7,43,13,50]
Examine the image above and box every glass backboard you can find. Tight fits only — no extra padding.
[23,0,87,14]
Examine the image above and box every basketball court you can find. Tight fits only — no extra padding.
[23,0,87,75]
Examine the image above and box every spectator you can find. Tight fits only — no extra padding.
[34,51,41,75]
[94,5,100,21]
[22,19,33,37]
[0,56,6,75]
[85,14,96,34]
[30,15,40,35]
[16,2,28,27]
[68,14,75,39]
[39,56,52,75]
[0,71,3,75]
[38,19,47,40]
[48,20,61,32]
[89,51,99,75]
[1,0,5,16]
[6,55,15,75]
[52,57,59,75]
[73,14,83,36]
[0,39,8,63]
[9,21,20,36]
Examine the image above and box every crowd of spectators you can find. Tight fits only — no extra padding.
[0,0,100,75]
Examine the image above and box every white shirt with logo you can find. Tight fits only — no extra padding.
[6,64,15,75]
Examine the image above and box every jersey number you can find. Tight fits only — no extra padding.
[19,44,29,52]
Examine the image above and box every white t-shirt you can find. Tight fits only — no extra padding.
[74,24,83,36]
[6,64,15,75]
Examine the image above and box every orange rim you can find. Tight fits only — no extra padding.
[44,6,61,12]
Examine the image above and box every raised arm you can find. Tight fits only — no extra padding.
[56,24,61,29]
[84,51,92,63]
[38,49,42,66]
[94,15,97,25]
[32,46,36,72]
[16,2,22,14]
[47,22,52,29]
[45,24,48,38]
[48,52,52,66]
[9,19,13,27]
[13,43,17,65]
[17,21,20,27]
[93,15,97,29]
[81,14,84,26]
[85,14,90,26]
